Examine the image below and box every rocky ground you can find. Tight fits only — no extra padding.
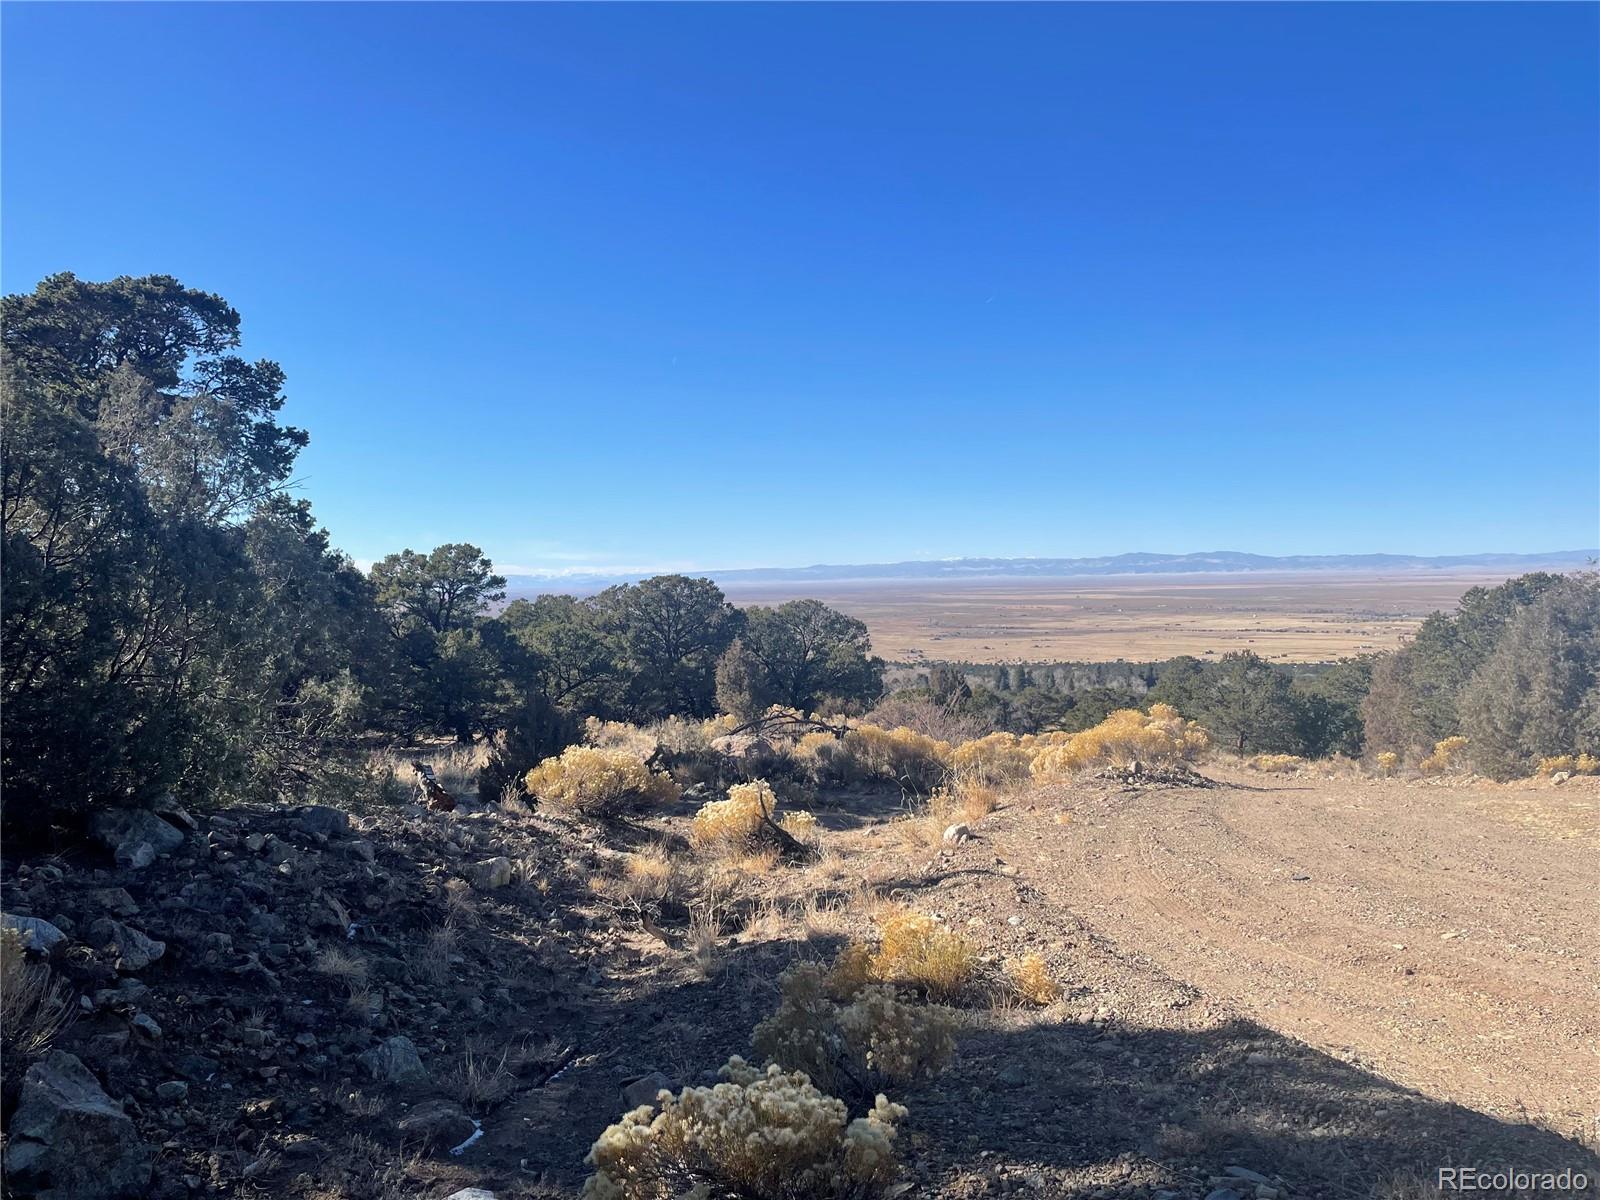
[3,767,1597,1200]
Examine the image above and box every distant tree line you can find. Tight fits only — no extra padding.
[4,273,1594,842]
[885,569,1599,777]
[0,274,885,838]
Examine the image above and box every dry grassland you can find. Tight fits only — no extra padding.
[722,571,1519,663]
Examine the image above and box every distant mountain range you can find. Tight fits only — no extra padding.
[503,549,1597,594]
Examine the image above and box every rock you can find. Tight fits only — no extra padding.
[444,1191,497,1200]
[151,796,198,831]
[1256,1188,1280,1200]
[621,1071,675,1109]
[346,839,377,863]
[4,1051,153,1199]
[710,734,777,767]
[358,1035,429,1086]
[467,857,513,890]
[89,808,185,867]
[86,919,166,973]
[174,1054,220,1083]
[156,1081,189,1103]
[396,1099,477,1148]
[3,913,68,954]
[1204,1190,1243,1200]
[1225,1168,1273,1186]
[119,842,156,870]
[87,889,140,918]
[1551,771,1571,784]
[1244,1051,1272,1066]
[942,823,971,846]
[129,1012,163,1041]
[297,805,349,838]
[995,1064,1029,1088]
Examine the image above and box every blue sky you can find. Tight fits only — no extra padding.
[4,3,1596,575]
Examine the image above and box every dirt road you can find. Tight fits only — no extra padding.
[988,770,1600,1126]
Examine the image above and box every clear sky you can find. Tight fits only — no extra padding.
[4,3,1596,575]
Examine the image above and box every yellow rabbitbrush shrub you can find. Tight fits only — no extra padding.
[581,1057,907,1200]
[862,908,976,1001]
[1029,703,1209,780]
[779,810,821,842]
[791,731,854,787]
[1375,751,1400,777]
[949,732,1034,786]
[1419,736,1471,775]
[752,963,956,1103]
[690,779,817,853]
[1536,754,1599,777]
[525,746,681,818]
[842,724,953,792]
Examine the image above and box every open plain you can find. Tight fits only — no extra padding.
[721,572,1537,663]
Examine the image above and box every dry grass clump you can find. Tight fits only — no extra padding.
[950,732,1033,786]
[583,716,659,758]
[451,1047,517,1111]
[1535,753,1599,777]
[753,963,956,1104]
[525,745,682,817]
[1,929,71,1060]
[316,947,370,983]
[619,845,682,905]
[410,925,460,986]
[1246,753,1304,774]
[1419,735,1471,775]
[1029,703,1208,780]
[948,776,999,821]
[1007,953,1061,1005]
[580,1057,907,1200]
[845,908,977,1002]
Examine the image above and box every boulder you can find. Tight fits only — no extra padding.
[396,1099,477,1149]
[87,888,140,918]
[710,734,778,767]
[3,913,68,954]
[89,808,185,868]
[621,1070,675,1109]
[358,1035,429,1086]
[85,919,166,973]
[942,823,972,846]
[467,857,513,890]
[4,1051,153,1199]
[296,805,350,838]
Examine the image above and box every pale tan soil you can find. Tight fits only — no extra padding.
[973,768,1600,1128]
[720,573,1525,663]
[477,770,1600,1198]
